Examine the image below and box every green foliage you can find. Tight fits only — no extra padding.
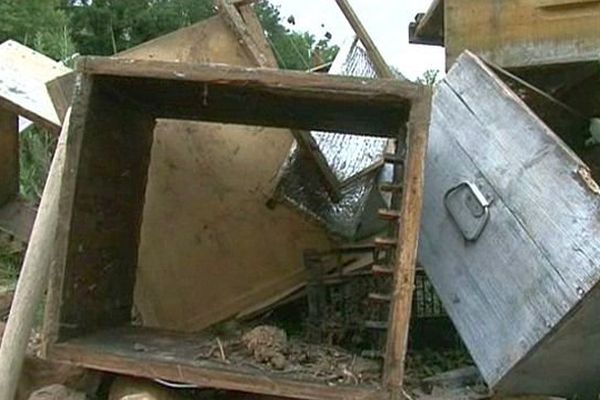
[0,0,75,60]
[66,0,216,55]
[254,0,339,70]
[19,128,57,205]
[416,69,440,86]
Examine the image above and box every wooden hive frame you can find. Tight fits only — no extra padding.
[42,57,431,400]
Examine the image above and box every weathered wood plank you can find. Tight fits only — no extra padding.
[0,108,19,206]
[44,76,156,344]
[0,40,71,133]
[83,58,414,137]
[383,90,431,395]
[48,327,384,400]
[78,57,419,101]
[445,0,600,68]
[418,51,600,395]
[409,0,444,46]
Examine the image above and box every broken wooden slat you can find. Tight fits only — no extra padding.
[377,209,401,221]
[372,265,394,275]
[379,183,403,193]
[373,237,397,249]
[0,108,19,206]
[48,327,382,400]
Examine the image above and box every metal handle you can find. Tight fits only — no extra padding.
[444,182,491,242]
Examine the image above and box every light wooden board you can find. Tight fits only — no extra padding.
[418,52,600,394]
[0,40,71,133]
[119,15,332,331]
[445,0,600,69]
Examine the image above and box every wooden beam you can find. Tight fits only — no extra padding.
[0,108,19,207]
[46,72,75,124]
[215,0,270,68]
[409,0,445,46]
[78,58,417,137]
[334,0,395,79]
[0,108,70,400]
[383,90,432,396]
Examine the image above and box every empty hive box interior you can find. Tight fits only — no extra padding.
[42,58,433,400]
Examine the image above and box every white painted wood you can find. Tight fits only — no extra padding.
[0,40,71,133]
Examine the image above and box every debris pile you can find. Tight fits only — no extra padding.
[1,0,600,400]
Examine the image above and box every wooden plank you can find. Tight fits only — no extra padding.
[0,198,36,242]
[409,0,445,46]
[215,0,270,68]
[233,2,279,68]
[46,72,75,124]
[48,327,384,400]
[334,0,395,79]
[496,273,600,398]
[0,108,19,206]
[445,0,600,69]
[0,40,71,133]
[79,57,418,101]
[44,76,156,344]
[383,90,431,396]
[80,58,415,137]
[418,51,596,390]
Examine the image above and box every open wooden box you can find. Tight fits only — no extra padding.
[42,58,431,400]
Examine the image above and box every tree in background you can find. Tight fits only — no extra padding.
[0,0,75,60]
[254,0,338,70]
[64,0,339,70]
[0,0,339,204]
[66,0,216,55]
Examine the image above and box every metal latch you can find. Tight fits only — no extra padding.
[444,182,492,242]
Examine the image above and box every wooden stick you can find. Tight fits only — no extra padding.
[383,92,431,397]
[0,109,70,400]
[334,0,395,79]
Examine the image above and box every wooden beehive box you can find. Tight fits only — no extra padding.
[419,51,600,398]
[42,58,431,400]
[410,0,600,70]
